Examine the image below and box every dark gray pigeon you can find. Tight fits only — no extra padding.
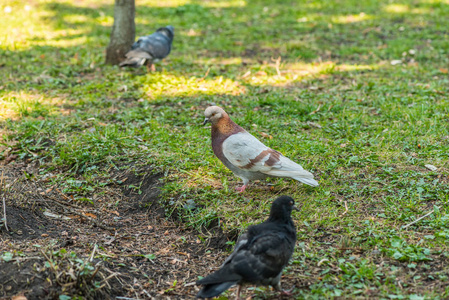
[119,25,174,69]
[196,195,298,299]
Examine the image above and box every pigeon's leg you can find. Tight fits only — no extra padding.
[146,63,153,72]
[280,289,294,297]
[235,179,249,193]
[235,284,242,300]
[279,285,295,297]
[273,281,295,297]
[235,185,247,193]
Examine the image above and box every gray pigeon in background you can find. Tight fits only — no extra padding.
[203,106,319,192]
[119,25,174,70]
[196,195,298,299]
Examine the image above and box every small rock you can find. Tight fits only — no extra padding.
[306,121,322,128]
[424,164,437,171]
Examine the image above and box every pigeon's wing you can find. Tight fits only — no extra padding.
[227,230,294,284]
[197,196,297,298]
[221,231,249,266]
[222,132,275,173]
[138,34,172,59]
[222,132,318,185]
[263,155,318,186]
[197,229,293,298]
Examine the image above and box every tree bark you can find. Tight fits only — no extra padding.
[105,0,135,65]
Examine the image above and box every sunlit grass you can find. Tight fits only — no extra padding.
[0,91,67,120]
[241,61,378,86]
[138,74,245,99]
[331,13,373,24]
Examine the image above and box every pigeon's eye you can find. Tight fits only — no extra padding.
[289,201,294,206]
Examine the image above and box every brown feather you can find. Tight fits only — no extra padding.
[241,149,281,169]
[211,115,244,162]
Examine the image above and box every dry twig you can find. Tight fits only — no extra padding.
[341,201,349,216]
[402,208,438,229]
[271,56,282,77]
[1,171,8,231]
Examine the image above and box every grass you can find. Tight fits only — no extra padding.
[1,0,449,298]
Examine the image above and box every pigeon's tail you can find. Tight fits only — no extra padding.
[119,57,147,67]
[292,176,319,187]
[196,281,237,299]
[119,49,153,67]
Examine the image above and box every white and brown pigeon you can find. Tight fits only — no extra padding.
[196,195,298,299]
[203,106,318,192]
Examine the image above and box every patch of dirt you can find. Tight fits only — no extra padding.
[0,162,233,299]
[1,206,58,240]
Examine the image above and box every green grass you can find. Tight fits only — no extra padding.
[1,0,449,298]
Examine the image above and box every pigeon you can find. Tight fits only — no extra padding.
[196,195,299,299]
[203,106,319,192]
[119,25,174,70]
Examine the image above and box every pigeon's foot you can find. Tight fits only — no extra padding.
[279,285,295,297]
[146,63,156,72]
[235,284,242,300]
[235,185,247,193]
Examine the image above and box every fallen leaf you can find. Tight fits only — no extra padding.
[43,210,71,220]
[241,71,251,78]
[84,212,97,219]
[259,132,273,139]
[439,68,448,74]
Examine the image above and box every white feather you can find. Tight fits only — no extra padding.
[222,132,318,186]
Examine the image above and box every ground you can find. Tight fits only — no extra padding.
[1,0,449,299]
[0,161,232,299]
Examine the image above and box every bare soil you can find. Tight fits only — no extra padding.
[0,161,233,300]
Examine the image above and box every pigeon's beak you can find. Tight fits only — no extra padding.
[203,118,210,125]
[293,205,300,212]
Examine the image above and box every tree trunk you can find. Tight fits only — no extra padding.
[105,0,135,65]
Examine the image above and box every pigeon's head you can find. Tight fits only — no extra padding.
[157,25,175,40]
[269,196,300,220]
[203,106,228,125]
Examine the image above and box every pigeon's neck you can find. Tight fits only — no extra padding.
[267,214,294,225]
[214,116,243,135]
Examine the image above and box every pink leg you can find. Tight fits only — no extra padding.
[235,185,247,193]
[280,290,293,296]
[235,285,242,300]
[279,285,295,297]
